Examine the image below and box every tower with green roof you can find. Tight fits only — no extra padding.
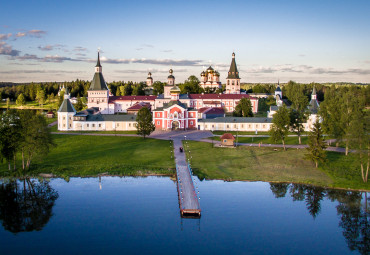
[57,88,76,131]
[226,52,241,94]
[87,51,111,114]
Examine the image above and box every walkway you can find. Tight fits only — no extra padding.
[172,138,201,217]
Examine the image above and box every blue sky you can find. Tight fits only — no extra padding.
[1,0,369,83]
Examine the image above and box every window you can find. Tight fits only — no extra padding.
[227,80,230,85]
[241,124,244,128]
[92,124,95,127]
[157,121,160,125]
[117,123,120,127]
[212,125,214,128]
[232,81,235,85]
[234,124,237,128]
[157,113,160,117]
[69,124,71,128]
[129,123,131,127]
[87,124,89,127]
[63,116,65,120]
[190,121,193,125]
[227,125,229,128]
[205,125,208,129]
[263,125,266,128]
[248,124,251,128]
[63,124,65,127]
[99,124,101,127]
[224,139,227,143]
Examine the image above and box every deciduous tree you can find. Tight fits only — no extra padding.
[136,107,155,139]
[233,98,253,117]
[269,105,290,150]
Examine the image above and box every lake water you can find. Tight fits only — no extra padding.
[0,177,368,255]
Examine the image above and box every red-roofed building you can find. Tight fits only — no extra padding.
[127,102,152,115]
[220,133,235,147]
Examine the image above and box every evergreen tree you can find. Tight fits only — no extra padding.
[16,93,26,106]
[74,96,84,111]
[233,98,253,117]
[136,107,155,139]
[269,105,290,150]
[35,88,46,106]
[152,81,164,95]
[305,120,327,168]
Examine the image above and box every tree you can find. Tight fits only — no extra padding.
[152,81,164,95]
[269,105,290,150]
[305,120,327,168]
[18,112,55,171]
[35,88,46,106]
[0,110,21,171]
[347,91,369,182]
[136,107,155,139]
[16,93,26,106]
[74,96,84,111]
[289,108,307,145]
[233,98,253,117]
[179,75,202,94]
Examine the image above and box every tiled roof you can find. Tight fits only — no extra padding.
[188,94,256,100]
[109,95,157,103]
[199,117,272,123]
[220,133,235,140]
[205,107,225,115]
[127,102,151,111]
[198,107,211,113]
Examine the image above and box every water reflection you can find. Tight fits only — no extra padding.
[0,179,58,233]
[269,183,369,255]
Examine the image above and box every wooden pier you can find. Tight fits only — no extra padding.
[173,139,201,217]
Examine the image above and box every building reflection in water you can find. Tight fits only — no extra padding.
[0,178,59,233]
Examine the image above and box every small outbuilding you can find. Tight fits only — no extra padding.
[220,133,235,147]
[46,111,55,118]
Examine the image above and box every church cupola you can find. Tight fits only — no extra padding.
[95,51,102,73]
[146,72,153,86]
[167,69,175,86]
[170,85,181,101]
[275,81,282,99]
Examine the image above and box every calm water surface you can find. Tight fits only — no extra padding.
[0,177,368,255]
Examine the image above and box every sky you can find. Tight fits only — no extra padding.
[1,0,370,84]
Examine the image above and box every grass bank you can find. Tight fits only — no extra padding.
[0,135,175,178]
[184,141,369,190]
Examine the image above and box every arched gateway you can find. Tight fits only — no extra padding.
[172,121,179,130]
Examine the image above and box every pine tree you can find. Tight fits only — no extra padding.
[269,105,290,150]
[16,93,26,106]
[136,107,155,139]
[305,120,327,168]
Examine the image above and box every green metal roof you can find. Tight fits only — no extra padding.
[89,72,108,91]
[308,99,319,114]
[227,53,240,79]
[86,114,137,122]
[58,99,76,113]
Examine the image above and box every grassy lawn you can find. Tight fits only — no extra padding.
[0,135,175,178]
[0,101,57,110]
[184,141,369,190]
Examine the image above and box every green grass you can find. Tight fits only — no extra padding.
[0,135,175,178]
[184,141,369,190]
[235,136,309,145]
[0,100,57,110]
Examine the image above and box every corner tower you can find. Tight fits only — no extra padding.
[87,51,110,113]
[226,52,241,94]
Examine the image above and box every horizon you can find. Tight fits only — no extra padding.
[1,0,369,83]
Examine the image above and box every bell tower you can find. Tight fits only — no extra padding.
[225,52,241,94]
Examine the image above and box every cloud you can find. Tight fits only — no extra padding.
[141,44,154,48]
[299,54,306,57]
[0,41,20,56]
[75,53,86,56]
[244,64,370,75]
[38,44,66,51]
[114,68,188,74]
[15,32,26,38]
[73,46,88,52]
[0,69,80,74]
[16,53,80,63]
[136,48,143,51]
[161,49,173,53]
[0,33,12,40]
[27,29,47,38]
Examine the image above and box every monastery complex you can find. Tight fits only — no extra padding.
[58,52,319,132]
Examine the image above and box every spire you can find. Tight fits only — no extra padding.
[227,52,239,79]
[96,51,101,67]
[312,85,317,95]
